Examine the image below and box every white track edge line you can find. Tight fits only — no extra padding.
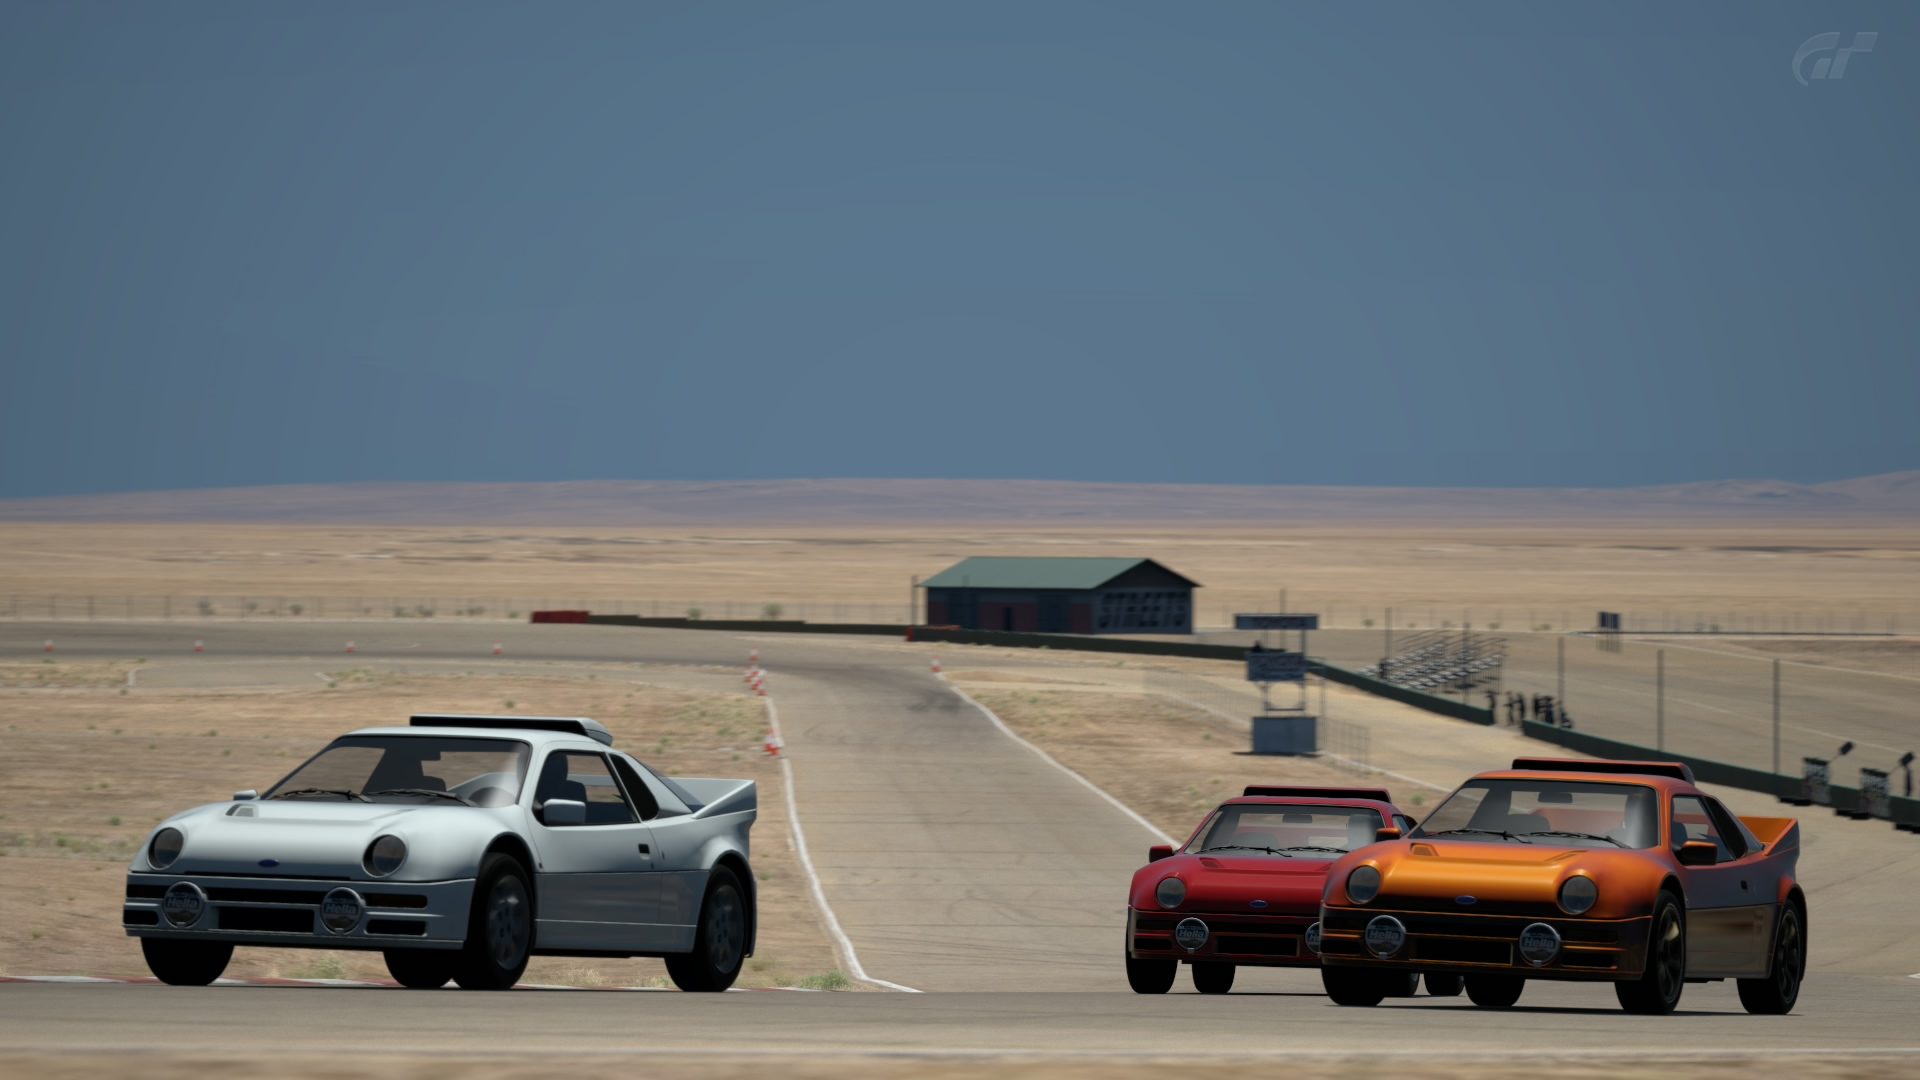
[938,672,1176,846]
[765,693,921,994]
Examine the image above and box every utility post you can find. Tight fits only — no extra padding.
[1556,636,1566,711]
[1656,648,1666,751]
[1772,660,1782,775]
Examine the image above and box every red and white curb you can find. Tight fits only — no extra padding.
[0,975,817,991]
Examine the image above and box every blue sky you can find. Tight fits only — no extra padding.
[1,2,1913,497]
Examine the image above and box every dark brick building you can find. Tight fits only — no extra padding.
[920,556,1199,635]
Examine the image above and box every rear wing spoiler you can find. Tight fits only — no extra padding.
[1509,757,1694,783]
[411,714,614,746]
[676,778,756,820]
[1243,785,1394,803]
[1739,815,1800,855]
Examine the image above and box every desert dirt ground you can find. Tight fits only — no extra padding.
[1,521,1916,630]
[0,664,843,989]
[3,1053,1914,1080]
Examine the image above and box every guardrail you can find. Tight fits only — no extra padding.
[1520,719,1920,836]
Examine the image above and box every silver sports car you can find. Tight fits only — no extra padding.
[123,714,758,991]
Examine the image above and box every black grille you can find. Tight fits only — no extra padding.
[1413,938,1512,965]
[1216,935,1298,957]
[216,906,313,933]
[1561,951,1619,970]
[207,887,326,906]
[1134,916,1176,932]
[367,919,427,937]
[122,908,159,926]
[125,884,166,900]
[363,893,430,909]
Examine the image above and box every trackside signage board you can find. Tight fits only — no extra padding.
[1803,757,1831,807]
[1235,614,1320,631]
[1246,651,1308,683]
[1861,768,1891,820]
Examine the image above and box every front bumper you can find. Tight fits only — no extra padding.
[1319,904,1652,981]
[124,872,474,950]
[1127,906,1316,966]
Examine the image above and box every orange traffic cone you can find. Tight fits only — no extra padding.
[344,641,356,654]
[193,639,205,653]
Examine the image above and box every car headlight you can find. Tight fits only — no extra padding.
[1558,875,1597,915]
[148,827,185,870]
[1346,865,1382,905]
[1155,876,1186,910]
[363,835,407,877]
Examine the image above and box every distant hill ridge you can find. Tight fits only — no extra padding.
[1,473,1915,524]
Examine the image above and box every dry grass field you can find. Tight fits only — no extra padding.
[2,521,1916,629]
[0,664,842,988]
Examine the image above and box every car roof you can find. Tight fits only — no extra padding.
[345,725,612,752]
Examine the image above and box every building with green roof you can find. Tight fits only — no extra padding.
[920,556,1199,634]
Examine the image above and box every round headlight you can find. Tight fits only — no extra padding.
[363,835,407,877]
[148,827,185,870]
[1155,876,1186,910]
[1558,875,1597,915]
[1346,864,1382,905]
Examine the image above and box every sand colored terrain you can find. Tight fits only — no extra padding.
[2,521,1917,629]
[0,665,841,988]
[3,1052,1912,1080]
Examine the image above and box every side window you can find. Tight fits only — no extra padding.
[1670,796,1731,864]
[1701,798,1749,859]
[534,752,636,826]
[608,756,661,821]
[1396,815,1417,834]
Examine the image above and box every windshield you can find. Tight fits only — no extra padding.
[266,736,531,807]
[1411,778,1657,848]
[1187,804,1385,856]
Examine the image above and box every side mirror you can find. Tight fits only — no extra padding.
[540,799,587,827]
[1676,840,1718,867]
[1375,826,1403,842]
[232,789,258,801]
[1148,844,1173,863]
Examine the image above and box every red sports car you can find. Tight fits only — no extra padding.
[1125,785,1454,995]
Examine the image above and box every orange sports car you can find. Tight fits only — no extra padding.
[1317,758,1805,1014]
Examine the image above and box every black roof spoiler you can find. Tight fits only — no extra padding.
[410,714,614,746]
[1242,785,1394,802]
[1509,757,1693,783]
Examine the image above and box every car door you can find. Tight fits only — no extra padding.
[610,754,707,941]
[527,749,662,951]
[1671,795,1772,977]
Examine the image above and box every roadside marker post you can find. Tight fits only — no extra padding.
[42,639,53,653]
[344,641,356,655]
[492,642,503,656]
[931,657,942,674]
[193,639,205,654]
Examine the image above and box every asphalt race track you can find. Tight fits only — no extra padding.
[4,621,1918,1071]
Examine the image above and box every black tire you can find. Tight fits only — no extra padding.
[453,853,534,990]
[1424,972,1465,997]
[1384,970,1421,997]
[1616,891,1685,1015]
[141,938,232,986]
[1321,965,1387,1007]
[667,866,748,992]
[1126,954,1177,994]
[1191,962,1235,994]
[1465,974,1525,1008]
[1737,902,1804,1015]
[384,949,455,989]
